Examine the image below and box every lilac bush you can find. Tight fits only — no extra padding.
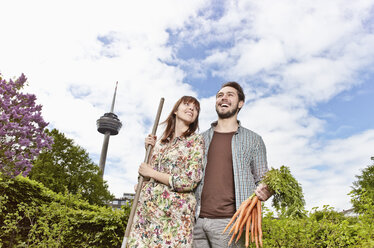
[0,73,53,177]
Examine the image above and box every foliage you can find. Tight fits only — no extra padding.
[0,74,53,177]
[355,190,374,247]
[1,172,373,247]
[0,173,130,248]
[262,165,306,218]
[257,203,373,248]
[29,128,114,206]
[350,161,374,213]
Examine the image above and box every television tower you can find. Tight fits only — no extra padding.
[96,82,122,176]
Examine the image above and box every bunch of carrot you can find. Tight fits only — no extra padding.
[222,194,262,248]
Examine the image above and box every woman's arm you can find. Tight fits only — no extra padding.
[169,134,204,192]
[138,162,171,186]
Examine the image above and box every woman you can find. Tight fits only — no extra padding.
[128,96,204,248]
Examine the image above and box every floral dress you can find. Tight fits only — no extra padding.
[128,133,204,248]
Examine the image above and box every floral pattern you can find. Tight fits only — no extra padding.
[128,133,204,248]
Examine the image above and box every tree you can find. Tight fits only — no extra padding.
[350,159,374,213]
[0,73,52,177]
[0,173,129,247]
[29,129,114,206]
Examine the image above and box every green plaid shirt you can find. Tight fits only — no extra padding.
[195,121,268,218]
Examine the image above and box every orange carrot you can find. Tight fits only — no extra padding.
[224,194,265,247]
[223,206,241,234]
[235,225,244,243]
[228,221,236,235]
[233,213,242,235]
[235,196,257,234]
[239,201,254,231]
[254,207,259,248]
[223,197,251,234]
[257,200,263,247]
[228,230,236,245]
[232,197,252,235]
[228,198,252,237]
[245,213,252,247]
[234,200,251,236]
[251,207,256,242]
[230,206,244,235]
[233,202,254,243]
[253,208,258,248]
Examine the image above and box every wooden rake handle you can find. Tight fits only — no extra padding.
[121,97,164,248]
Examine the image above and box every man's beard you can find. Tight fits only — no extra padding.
[216,103,239,119]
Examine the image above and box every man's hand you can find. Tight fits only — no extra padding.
[255,183,273,201]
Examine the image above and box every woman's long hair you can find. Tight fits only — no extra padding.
[160,96,200,144]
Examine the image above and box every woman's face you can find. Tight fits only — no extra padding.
[174,101,199,125]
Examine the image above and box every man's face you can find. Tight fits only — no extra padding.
[215,86,244,119]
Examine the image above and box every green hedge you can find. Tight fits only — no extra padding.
[1,174,373,247]
[257,203,373,248]
[0,174,130,248]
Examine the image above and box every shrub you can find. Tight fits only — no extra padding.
[0,173,130,248]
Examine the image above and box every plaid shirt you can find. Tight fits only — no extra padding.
[195,121,268,218]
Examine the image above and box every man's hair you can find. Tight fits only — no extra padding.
[220,81,245,103]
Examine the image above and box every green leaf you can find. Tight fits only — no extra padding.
[262,165,306,218]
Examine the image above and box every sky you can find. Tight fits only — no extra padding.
[1,0,374,212]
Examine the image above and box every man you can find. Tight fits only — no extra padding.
[194,82,272,248]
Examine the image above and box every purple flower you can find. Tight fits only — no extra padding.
[19,138,31,147]
[0,73,53,177]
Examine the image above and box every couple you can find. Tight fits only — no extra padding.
[128,82,272,248]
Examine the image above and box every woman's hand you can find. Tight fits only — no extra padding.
[138,162,155,179]
[145,134,157,149]
[133,182,148,191]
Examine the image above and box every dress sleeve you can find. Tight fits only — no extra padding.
[169,134,204,192]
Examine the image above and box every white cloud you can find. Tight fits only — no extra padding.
[233,39,286,76]
[0,0,207,195]
[189,0,374,211]
[1,0,374,213]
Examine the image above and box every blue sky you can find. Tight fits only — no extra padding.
[1,0,374,212]
[311,77,374,140]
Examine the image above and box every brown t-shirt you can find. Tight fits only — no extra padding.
[199,131,236,218]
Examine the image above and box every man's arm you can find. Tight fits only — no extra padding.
[253,135,273,201]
